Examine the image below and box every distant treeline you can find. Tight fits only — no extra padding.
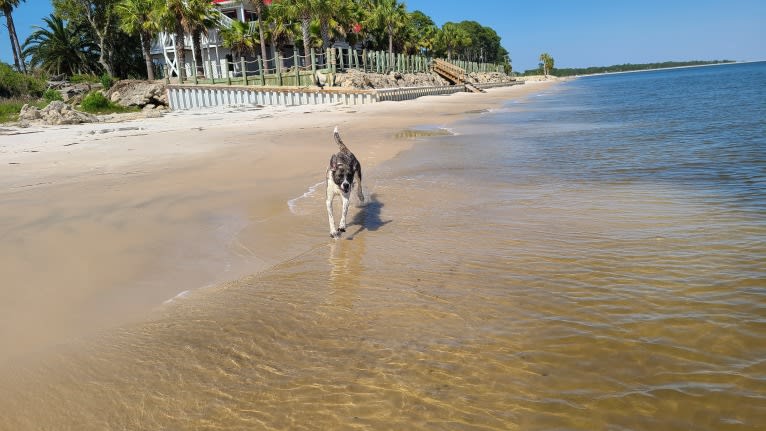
[522,60,736,77]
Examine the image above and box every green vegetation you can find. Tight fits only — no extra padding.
[0,98,46,123]
[43,88,63,102]
[0,62,45,98]
[11,0,511,83]
[523,60,736,77]
[539,53,554,76]
[78,91,137,114]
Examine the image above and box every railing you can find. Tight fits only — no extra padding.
[164,47,506,87]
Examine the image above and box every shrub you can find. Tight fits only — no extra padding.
[0,63,46,98]
[80,91,111,112]
[100,73,114,90]
[43,88,63,102]
[79,91,138,115]
[69,73,100,84]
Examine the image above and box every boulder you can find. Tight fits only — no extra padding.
[105,80,167,108]
[18,101,98,125]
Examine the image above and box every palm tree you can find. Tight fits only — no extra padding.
[184,0,221,77]
[219,19,258,59]
[436,22,471,60]
[266,1,300,70]
[277,0,318,57]
[22,14,99,75]
[314,0,353,51]
[364,0,408,59]
[539,52,553,76]
[0,0,27,73]
[253,0,271,68]
[161,0,191,79]
[116,0,160,80]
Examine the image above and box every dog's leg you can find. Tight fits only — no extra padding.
[355,166,365,204]
[338,193,350,233]
[327,184,339,238]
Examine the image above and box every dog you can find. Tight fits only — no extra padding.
[326,126,364,238]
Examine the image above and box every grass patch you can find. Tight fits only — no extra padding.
[0,98,46,123]
[78,91,138,115]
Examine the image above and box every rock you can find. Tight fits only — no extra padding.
[19,101,98,125]
[18,104,41,121]
[58,83,99,102]
[105,80,167,108]
[332,69,449,89]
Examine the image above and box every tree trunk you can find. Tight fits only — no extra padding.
[98,37,114,76]
[174,22,186,79]
[192,30,204,77]
[3,7,26,73]
[140,31,155,80]
[320,19,330,52]
[255,3,268,69]
[301,16,311,58]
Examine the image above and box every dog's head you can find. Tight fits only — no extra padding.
[330,154,356,194]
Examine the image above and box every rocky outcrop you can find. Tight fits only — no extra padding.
[465,72,516,84]
[333,70,449,89]
[331,69,515,90]
[105,80,168,108]
[18,101,99,125]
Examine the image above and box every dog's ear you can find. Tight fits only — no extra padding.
[329,155,337,172]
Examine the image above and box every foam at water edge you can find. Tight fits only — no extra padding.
[163,290,190,305]
[287,181,325,214]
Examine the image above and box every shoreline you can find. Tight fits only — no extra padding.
[0,80,558,361]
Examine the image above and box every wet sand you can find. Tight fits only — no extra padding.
[0,82,554,363]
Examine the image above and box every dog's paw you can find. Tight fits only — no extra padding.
[338,226,346,232]
[330,231,341,239]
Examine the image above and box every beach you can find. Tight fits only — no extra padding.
[2,63,764,431]
[1,82,555,395]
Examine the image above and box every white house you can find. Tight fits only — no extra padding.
[151,0,270,79]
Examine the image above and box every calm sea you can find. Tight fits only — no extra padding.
[1,62,764,430]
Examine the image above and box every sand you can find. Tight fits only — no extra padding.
[0,81,556,361]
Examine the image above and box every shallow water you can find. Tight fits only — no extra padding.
[1,63,765,430]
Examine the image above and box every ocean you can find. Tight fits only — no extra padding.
[1,62,764,430]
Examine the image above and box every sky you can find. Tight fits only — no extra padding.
[1,0,764,72]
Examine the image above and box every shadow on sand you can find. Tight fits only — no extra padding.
[345,193,391,239]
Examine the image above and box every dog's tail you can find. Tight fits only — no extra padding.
[333,126,349,152]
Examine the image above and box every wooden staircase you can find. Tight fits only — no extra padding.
[431,59,485,93]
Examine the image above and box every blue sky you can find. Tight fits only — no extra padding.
[2,0,765,72]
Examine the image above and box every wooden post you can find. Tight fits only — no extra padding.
[362,49,367,73]
[226,58,232,85]
[294,49,300,85]
[257,55,265,85]
[210,60,215,84]
[276,55,282,86]
[375,51,380,73]
[339,48,345,70]
[164,65,170,84]
[331,48,336,74]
